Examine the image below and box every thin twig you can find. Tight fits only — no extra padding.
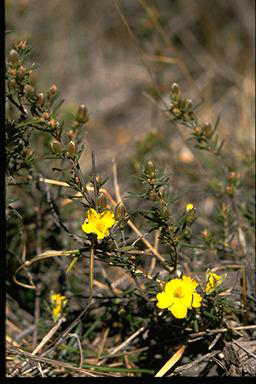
[39,302,92,360]
[68,333,84,368]
[109,326,145,356]
[97,326,145,367]
[10,317,65,376]
[170,350,221,375]
[7,346,112,377]
[188,324,256,339]
[233,340,256,360]
[96,328,109,363]
[32,283,42,350]
[89,242,94,306]
[112,158,174,273]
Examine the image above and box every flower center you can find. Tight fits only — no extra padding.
[96,220,105,232]
[173,286,184,299]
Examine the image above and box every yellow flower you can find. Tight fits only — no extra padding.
[81,208,115,240]
[50,292,67,322]
[205,270,226,294]
[186,203,194,212]
[156,275,202,319]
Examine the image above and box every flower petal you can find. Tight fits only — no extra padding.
[99,210,115,228]
[87,208,99,221]
[192,292,202,308]
[205,270,225,294]
[180,291,193,308]
[96,229,108,240]
[156,292,173,309]
[82,221,96,234]
[165,279,182,294]
[169,299,188,319]
[182,275,198,290]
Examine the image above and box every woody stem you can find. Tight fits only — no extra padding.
[89,240,94,305]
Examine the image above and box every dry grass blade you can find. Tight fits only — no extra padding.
[9,317,65,376]
[13,249,80,289]
[7,345,118,377]
[154,344,186,377]
[171,350,221,375]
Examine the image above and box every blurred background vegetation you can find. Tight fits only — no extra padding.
[6,0,255,172]
[6,0,255,377]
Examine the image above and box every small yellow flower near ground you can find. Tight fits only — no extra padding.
[50,292,67,322]
[81,208,115,240]
[205,270,226,294]
[156,275,202,319]
[186,203,194,212]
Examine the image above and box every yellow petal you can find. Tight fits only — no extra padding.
[186,203,194,212]
[180,292,193,308]
[95,229,107,240]
[99,210,115,228]
[205,270,225,294]
[156,292,173,309]
[82,221,96,234]
[165,279,182,294]
[87,208,98,221]
[205,280,214,294]
[182,275,198,290]
[192,292,202,308]
[169,299,188,319]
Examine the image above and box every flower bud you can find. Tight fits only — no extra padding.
[201,229,209,238]
[194,126,202,136]
[185,203,196,223]
[97,193,108,210]
[67,140,76,157]
[186,99,193,109]
[16,40,28,51]
[186,203,194,212]
[114,203,127,221]
[225,185,234,196]
[8,49,19,64]
[95,175,103,185]
[227,171,240,182]
[42,112,50,120]
[36,92,44,107]
[23,84,35,98]
[172,107,182,117]
[75,104,88,124]
[51,140,63,154]
[144,160,156,178]
[202,122,212,138]
[8,78,18,90]
[49,119,59,130]
[68,130,75,140]
[48,84,58,96]
[130,255,136,263]
[16,66,26,81]
[227,171,236,180]
[171,82,180,97]
[8,68,17,76]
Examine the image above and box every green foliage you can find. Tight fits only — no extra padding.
[6,33,254,378]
